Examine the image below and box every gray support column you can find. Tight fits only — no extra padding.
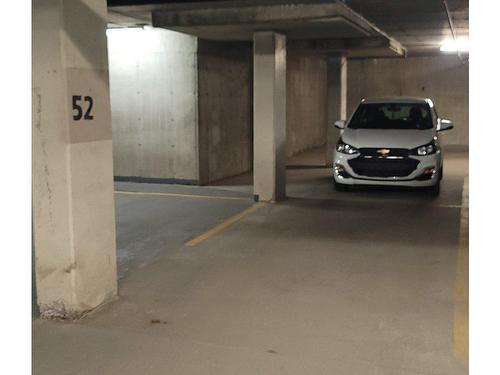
[253,32,287,202]
[326,56,347,166]
[33,0,117,319]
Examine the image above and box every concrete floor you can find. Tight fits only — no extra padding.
[33,148,468,375]
[114,182,252,278]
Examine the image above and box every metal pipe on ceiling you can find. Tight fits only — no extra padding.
[442,0,468,64]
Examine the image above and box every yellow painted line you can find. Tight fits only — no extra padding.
[114,190,250,201]
[185,203,265,247]
[453,176,469,363]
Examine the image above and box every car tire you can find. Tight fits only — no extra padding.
[334,180,349,192]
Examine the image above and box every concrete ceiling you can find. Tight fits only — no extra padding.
[107,0,468,57]
[343,0,468,55]
[107,0,406,58]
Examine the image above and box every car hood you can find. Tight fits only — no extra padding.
[341,128,435,149]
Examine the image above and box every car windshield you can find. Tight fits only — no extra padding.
[348,102,434,130]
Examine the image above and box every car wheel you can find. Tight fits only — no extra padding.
[334,180,349,192]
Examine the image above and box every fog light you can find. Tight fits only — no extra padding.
[416,167,436,181]
[334,163,350,178]
[423,167,436,175]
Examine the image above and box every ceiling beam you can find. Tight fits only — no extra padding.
[289,36,406,58]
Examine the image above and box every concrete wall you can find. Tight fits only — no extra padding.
[108,31,329,185]
[197,40,253,184]
[287,52,328,157]
[197,47,329,183]
[347,56,469,146]
[107,28,199,182]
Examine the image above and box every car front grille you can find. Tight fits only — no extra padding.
[348,153,419,178]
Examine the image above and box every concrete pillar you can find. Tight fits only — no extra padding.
[326,56,347,166]
[253,32,287,202]
[33,0,117,319]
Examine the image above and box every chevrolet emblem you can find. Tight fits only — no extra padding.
[377,148,391,157]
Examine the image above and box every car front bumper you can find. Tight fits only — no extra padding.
[333,150,442,187]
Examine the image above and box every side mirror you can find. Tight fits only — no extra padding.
[438,119,454,131]
[334,120,346,129]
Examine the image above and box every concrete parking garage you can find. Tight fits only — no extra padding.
[32,1,469,374]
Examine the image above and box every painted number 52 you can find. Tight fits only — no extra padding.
[72,95,94,121]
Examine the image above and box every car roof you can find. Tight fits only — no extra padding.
[361,97,431,105]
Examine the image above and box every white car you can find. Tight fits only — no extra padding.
[333,97,453,195]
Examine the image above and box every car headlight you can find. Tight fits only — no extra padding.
[412,140,438,156]
[336,140,359,155]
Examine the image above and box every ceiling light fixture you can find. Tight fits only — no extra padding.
[440,37,469,53]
